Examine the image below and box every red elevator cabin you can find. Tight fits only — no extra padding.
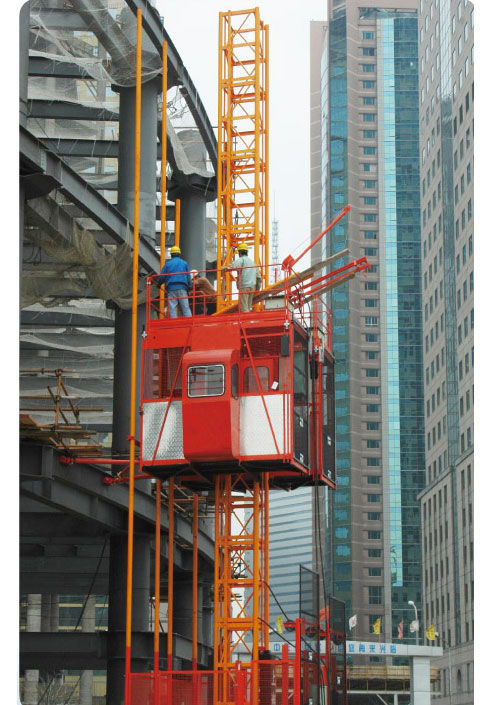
[140,290,336,491]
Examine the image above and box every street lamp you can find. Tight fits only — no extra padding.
[408,600,419,646]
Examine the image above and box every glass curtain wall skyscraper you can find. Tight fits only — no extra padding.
[312,0,426,644]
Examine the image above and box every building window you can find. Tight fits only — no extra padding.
[365,368,379,378]
[367,474,380,483]
[368,567,382,576]
[367,531,381,540]
[363,130,376,139]
[367,511,381,520]
[366,386,379,395]
[369,586,383,604]
[363,197,376,205]
[363,145,376,154]
[364,179,376,188]
[362,64,375,73]
[362,47,375,56]
[363,113,376,122]
[366,404,379,413]
[366,457,380,466]
[366,439,380,448]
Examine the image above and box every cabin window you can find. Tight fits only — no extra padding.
[187,364,225,397]
[243,365,269,393]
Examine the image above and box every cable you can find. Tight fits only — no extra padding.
[36,537,108,705]
[264,580,291,622]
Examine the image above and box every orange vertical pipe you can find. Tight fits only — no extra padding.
[124,9,141,705]
[263,474,269,650]
[192,492,199,669]
[252,479,260,705]
[213,476,221,705]
[192,492,199,705]
[264,23,270,278]
[216,13,224,300]
[160,41,168,318]
[153,479,162,705]
[174,198,181,248]
[167,477,174,674]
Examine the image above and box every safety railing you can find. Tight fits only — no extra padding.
[146,263,293,321]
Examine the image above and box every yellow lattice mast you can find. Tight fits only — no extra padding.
[217,8,269,310]
[213,475,269,705]
[214,14,270,703]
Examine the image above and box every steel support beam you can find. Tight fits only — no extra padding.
[28,56,91,80]
[20,630,212,670]
[20,126,159,273]
[19,445,214,561]
[27,99,119,122]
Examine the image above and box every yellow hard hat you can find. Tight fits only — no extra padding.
[170,245,181,255]
[237,243,248,253]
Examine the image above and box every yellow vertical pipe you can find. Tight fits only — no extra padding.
[254,8,260,270]
[192,492,199,669]
[153,479,161,701]
[167,477,175,672]
[160,41,168,318]
[174,198,181,248]
[264,23,270,280]
[216,13,224,301]
[213,476,221,705]
[263,474,269,650]
[124,9,141,705]
[252,479,260,705]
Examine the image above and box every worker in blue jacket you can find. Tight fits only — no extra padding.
[157,245,192,318]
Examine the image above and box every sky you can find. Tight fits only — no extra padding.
[156,0,327,264]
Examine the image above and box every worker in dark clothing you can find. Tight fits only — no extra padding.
[258,648,275,705]
[156,245,192,318]
[191,271,217,315]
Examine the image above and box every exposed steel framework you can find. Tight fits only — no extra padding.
[217,8,269,308]
[213,475,269,705]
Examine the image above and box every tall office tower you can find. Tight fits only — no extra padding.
[418,1,474,701]
[311,0,426,644]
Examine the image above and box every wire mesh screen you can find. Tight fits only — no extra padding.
[329,596,347,705]
[129,672,214,705]
[299,565,321,705]
[143,347,184,400]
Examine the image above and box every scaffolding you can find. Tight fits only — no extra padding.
[217,9,269,308]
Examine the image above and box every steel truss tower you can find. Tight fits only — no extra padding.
[217,8,269,309]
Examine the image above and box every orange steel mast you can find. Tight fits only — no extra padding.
[217,8,268,309]
[213,475,269,705]
[213,10,270,705]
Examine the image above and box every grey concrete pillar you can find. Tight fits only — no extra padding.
[24,594,41,705]
[117,80,159,243]
[173,581,193,640]
[80,594,96,705]
[19,1,30,129]
[177,189,207,271]
[107,534,151,705]
[111,304,146,455]
[410,656,431,705]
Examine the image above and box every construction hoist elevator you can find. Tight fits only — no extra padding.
[72,7,370,705]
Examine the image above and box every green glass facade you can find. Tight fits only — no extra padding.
[321,5,425,641]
